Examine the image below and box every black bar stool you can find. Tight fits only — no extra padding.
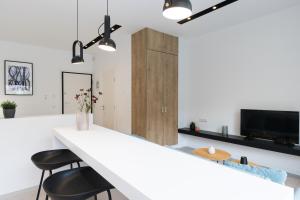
[31,149,82,200]
[43,167,114,200]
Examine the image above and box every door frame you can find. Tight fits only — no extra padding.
[62,71,93,114]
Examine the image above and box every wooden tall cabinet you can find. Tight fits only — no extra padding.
[132,28,178,145]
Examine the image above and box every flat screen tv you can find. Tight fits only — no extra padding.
[241,109,299,144]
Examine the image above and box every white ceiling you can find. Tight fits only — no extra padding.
[0,0,299,52]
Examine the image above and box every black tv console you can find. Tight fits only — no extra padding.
[178,128,300,156]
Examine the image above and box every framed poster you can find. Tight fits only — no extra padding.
[4,60,33,95]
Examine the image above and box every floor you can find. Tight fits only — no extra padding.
[287,175,300,189]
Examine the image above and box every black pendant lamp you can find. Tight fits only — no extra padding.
[98,0,116,52]
[163,0,192,20]
[71,0,84,64]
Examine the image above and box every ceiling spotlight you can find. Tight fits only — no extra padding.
[178,0,239,24]
[98,15,116,52]
[163,0,192,20]
[98,37,116,52]
[71,40,84,64]
[98,0,116,52]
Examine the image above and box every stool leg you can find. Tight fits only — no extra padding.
[70,163,73,169]
[107,190,112,200]
[36,170,45,200]
[77,162,80,168]
[94,195,97,200]
[44,170,52,200]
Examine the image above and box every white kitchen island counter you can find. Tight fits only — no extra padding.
[54,125,294,200]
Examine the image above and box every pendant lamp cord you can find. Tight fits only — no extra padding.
[98,23,104,36]
[76,0,79,41]
[97,0,108,36]
[107,0,108,15]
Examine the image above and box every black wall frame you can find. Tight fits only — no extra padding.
[4,60,34,96]
[61,71,93,114]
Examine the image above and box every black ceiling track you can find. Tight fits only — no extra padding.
[178,0,239,25]
[83,24,121,49]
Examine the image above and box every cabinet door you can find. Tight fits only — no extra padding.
[164,34,178,55]
[146,50,165,145]
[163,53,178,145]
[147,29,164,53]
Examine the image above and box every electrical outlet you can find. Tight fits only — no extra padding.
[199,118,208,123]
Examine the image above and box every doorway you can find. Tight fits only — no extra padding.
[62,72,92,114]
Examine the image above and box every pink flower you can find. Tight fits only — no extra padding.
[74,94,80,100]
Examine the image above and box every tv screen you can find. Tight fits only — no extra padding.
[241,109,299,144]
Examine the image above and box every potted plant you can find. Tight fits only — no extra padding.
[1,100,17,118]
[74,89,101,130]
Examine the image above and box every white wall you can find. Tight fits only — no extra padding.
[93,34,131,134]
[0,41,93,118]
[179,5,300,134]
[0,114,86,195]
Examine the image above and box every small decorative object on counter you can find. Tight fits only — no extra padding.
[208,146,216,154]
[240,156,248,165]
[74,88,102,131]
[222,125,229,136]
[1,100,17,118]
[190,122,196,131]
[195,127,200,132]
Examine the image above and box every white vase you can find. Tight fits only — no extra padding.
[76,112,89,131]
[208,146,216,154]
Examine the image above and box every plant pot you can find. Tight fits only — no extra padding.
[76,112,90,131]
[3,108,16,118]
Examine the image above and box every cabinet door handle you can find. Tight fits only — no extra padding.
[165,107,167,113]
[162,107,164,113]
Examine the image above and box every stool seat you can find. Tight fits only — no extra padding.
[43,167,114,200]
[31,149,81,170]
